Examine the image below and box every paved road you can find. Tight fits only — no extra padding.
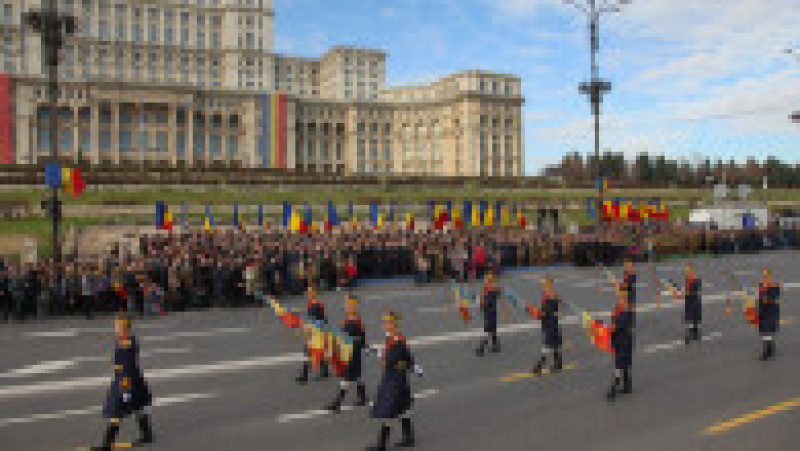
[0,251,798,450]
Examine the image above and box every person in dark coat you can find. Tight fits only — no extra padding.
[326,296,369,411]
[296,286,330,383]
[756,269,781,361]
[476,272,502,356]
[681,263,703,344]
[530,277,563,374]
[621,260,637,325]
[92,315,154,450]
[368,310,422,450]
[607,289,634,401]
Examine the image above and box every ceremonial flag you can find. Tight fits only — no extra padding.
[463,200,472,227]
[479,200,488,226]
[46,164,86,196]
[348,201,354,221]
[326,200,337,230]
[446,200,452,224]
[155,201,166,229]
[453,203,463,230]
[233,202,240,228]
[204,203,214,232]
[516,203,526,228]
[370,200,378,227]
[45,163,61,189]
[485,202,495,227]
[406,212,415,230]
[282,201,291,230]
[304,201,312,231]
[258,204,264,227]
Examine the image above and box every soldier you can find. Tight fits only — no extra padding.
[368,310,422,450]
[296,286,330,383]
[326,296,369,412]
[476,272,501,356]
[682,263,703,344]
[621,260,637,323]
[606,288,634,401]
[530,277,563,374]
[92,315,154,450]
[756,269,781,361]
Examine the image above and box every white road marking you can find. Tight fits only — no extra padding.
[0,348,192,379]
[0,393,214,427]
[642,332,723,354]
[24,330,79,338]
[140,327,249,342]
[276,389,440,424]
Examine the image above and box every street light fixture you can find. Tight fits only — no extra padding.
[564,0,631,228]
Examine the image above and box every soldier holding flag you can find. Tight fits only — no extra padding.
[326,296,369,411]
[756,269,781,361]
[368,310,422,450]
[529,277,563,375]
[607,288,634,401]
[476,272,502,356]
[296,286,330,384]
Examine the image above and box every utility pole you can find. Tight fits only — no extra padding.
[565,0,630,228]
[24,0,76,306]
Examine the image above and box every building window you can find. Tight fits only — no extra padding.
[100,131,112,153]
[210,135,221,156]
[228,135,237,159]
[120,131,132,152]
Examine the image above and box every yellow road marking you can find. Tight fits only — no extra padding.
[499,362,578,383]
[702,398,800,435]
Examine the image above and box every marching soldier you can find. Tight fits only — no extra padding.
[621,260,637,325]
[476,272,501,356]
[530,277,563,374]
[296,286,330,383]
[92,315,154,450]
[326,296,369,411]
[756,269,781,361]
[682,263,703,344]
[368,310,422,450]
[606,288,634,401]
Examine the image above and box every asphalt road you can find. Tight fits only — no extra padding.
[0,251,798,451]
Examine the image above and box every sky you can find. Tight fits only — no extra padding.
[274,0,800,174]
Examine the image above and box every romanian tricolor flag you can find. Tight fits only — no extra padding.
[155,201,173,231]
[203,203,214,232]
[472,202,481,227]
[485,203,495,227]
[581,311,612,353]
[516,204,526,228]
[406,212,415,230]
[45,164,86,196]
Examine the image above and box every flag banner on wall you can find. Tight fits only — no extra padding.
[260,92,287,169]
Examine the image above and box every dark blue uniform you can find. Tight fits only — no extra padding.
[307,299,326,323]
[623,272,637,312]
[757,283,780,336]
[481,286,500,334]
[102,336,152,419]
[539,296,562,349]
[372,336,414,419]
[297,298,329,383]
[684,277,702,324]
[611,307,634,370]
[607,305,634,400]
[342,316,367,382]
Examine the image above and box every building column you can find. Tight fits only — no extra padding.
[168,104,176,165]
[72,108,80,165]
[186,104,194,167]
[90,103,100,165]
[112,103,120,165]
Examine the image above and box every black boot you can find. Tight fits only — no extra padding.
[92,422,120,451]
[606,375,621,401]
[532,356,546,375]
[355,383,369,406]
[768,341,776,360]
[621,368,632,394]
[475,337,488,357]
[366,424,391,451]
[134,413,154,446]
[684,329,692,345]
[296,362,310,384]
[693,326,701,342]
[490,333,501,353]
[316,362,330,380]
[552,351,563,372]
[395,418,415,448]
[759,340,770,361]
[326,388,346,412]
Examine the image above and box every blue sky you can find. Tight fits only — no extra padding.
[274,0,800,174]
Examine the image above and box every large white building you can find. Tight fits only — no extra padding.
[0,0,524,176]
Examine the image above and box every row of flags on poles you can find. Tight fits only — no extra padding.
[587,197,670,222]
[153,200,533,233]
[44,164,87,196]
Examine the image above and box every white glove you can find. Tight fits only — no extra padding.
[413,363,424,377]
[122,392,131,403]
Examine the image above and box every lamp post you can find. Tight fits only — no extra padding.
[23,0,76,306]
[564,0,631,227]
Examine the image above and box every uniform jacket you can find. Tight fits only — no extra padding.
[611,306,634,368]
[481,285,500,333]
[102,336,152,419]
[684,276,702,323]
[539,295,562,348]
[341,316,367,381]
[372,335,414,419]
[757,283,780,334]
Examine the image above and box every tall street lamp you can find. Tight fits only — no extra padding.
[23,0,76,306]
[564,0,631,228]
